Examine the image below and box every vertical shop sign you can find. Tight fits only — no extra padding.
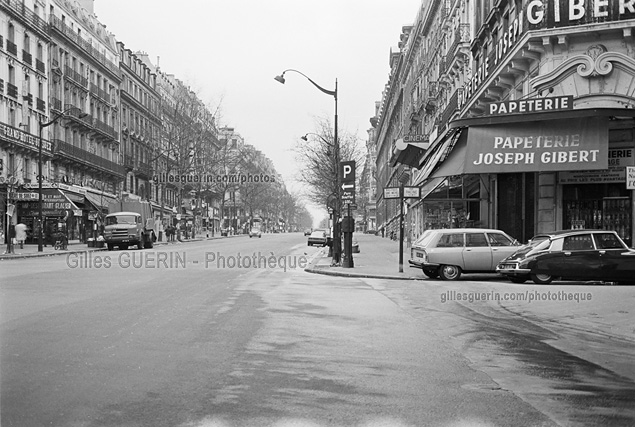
[627,167,635,189]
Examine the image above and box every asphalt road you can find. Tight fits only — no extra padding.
[1,233,633,426]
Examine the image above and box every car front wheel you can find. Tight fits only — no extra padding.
[530,273,553,284]
[439,265,462,280]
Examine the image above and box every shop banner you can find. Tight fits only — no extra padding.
[465,117,608,174]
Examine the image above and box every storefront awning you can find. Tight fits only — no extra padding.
[427,117,609,178]
[428,130,469,179]
[390,138,429,168]
[413,129,465,184]
[84,191,118,212]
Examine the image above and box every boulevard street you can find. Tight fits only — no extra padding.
[1,233,634,426]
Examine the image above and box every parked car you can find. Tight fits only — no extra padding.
[409,228,521,280]
[304,228,312,236]
[496,229,635,285]
[249,228,262,238]
[307,229,328,247]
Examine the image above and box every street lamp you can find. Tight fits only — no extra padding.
[37,107,88,251]
[275,69,342,265]
[301,133,333,156]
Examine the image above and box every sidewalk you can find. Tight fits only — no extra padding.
[305,233,424,280]
[0,233,247,261]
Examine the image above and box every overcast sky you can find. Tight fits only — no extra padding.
[94,1,422,222]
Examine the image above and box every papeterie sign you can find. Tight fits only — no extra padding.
[465,117,608,174]
[488,96,573,116]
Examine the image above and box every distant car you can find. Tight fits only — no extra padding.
[496,229,635,285]
[249,228,262,238]
[304,228,312,236]
[307,229,328,247]
[409,228,521,280]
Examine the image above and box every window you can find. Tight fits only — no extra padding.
[563,234,593,251]
[487,232,515,246]
[594,233,624,250]
[437,233,464,248]
[466,233,488,247]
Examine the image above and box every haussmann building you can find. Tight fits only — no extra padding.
[374,0,635,247]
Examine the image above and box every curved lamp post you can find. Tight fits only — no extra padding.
[301,133,333,156]
[275,69,341,265]
[38,107,88,251]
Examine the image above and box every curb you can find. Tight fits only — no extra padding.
[0,235,247,260]
[303,249,424,281]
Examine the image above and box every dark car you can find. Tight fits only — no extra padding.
[496,230,635,285]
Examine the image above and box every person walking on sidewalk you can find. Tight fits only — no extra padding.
[15,222,27,249]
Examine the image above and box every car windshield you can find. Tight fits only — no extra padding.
[105,215,137,225]
[310,231,325,237]
[532,239,552,252]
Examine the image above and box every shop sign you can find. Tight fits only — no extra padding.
[459,6,525,109]
[465,117,608,173]
[459,1,635,110]
[526,0,635,30]
[559,169,625,184]
[0,123,52,152]
[488,96,573,116]
[559,148,634,183]
[627,167,635,189]
[13,192,38,200]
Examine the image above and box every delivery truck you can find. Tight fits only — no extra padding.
[104,199,156,250]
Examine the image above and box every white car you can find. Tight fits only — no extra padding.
[249,228,262,238]
[409,228,520,280]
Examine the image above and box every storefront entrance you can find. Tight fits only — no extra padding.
[497,173,536,243]
[563,184,632,247]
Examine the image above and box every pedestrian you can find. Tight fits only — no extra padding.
[15,222,27,249]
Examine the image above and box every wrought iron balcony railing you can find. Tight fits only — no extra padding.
[54,139,125,178]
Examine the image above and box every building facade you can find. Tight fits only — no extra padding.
[118,46,161,206]
[374,0,635,247]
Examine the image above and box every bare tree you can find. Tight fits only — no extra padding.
[293,117,364,211]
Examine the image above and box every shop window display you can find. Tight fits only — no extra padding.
[420,176,481,230]
[563,184,632,247]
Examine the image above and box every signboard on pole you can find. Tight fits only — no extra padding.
[403,186,421,198]
[340,161,356,204]
[384,187,400,199]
